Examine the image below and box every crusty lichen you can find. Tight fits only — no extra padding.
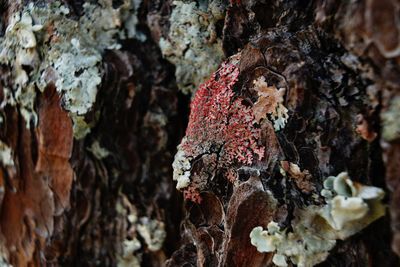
[0,0,142,137]
[172,145,192,190]
[159,0,226,94]
[171,56,265,201]
[250,172,385,267]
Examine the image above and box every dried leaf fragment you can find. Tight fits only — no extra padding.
[280,161,314,193]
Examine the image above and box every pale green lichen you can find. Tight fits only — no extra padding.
[0,0,142,137]
[0,140,14,167]
[159,0,226,94]
[250,172,385,267]
[382,96,400,141]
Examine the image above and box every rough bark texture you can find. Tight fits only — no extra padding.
[0,0,399,266]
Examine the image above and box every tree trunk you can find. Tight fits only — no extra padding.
[0,0,399,266]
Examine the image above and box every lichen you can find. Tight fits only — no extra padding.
[252,76,288,131]
[250,172,386,267]
[87,140,110,160]
[0,252,11,267]
[0,140,14,167]
[137,217,166,252]
[0,0,142,137]
[280,161,315,193]
[172,55,265,200]
[115,194,142,267]
[159,0,226,94]
[172,146,192,190]
[382,96,400,141]
[0,10,42,127]
[115,194,166,267]
[118,239,141,267]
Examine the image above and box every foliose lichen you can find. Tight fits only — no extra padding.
[159,0,226,94]
[0,0,143,137]
[250,172,386,267]
[252,76,289,131]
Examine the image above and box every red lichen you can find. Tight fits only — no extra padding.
[179,56,265,201]
[225,169,238,183]
[183,186,202,204]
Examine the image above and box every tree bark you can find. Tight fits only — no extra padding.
[0,0,399,266]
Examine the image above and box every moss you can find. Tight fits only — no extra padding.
[159,0,226,94]
[250,172,386,267]
[0,0,142,136]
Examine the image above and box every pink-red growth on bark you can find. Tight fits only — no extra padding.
[180,57,265,201]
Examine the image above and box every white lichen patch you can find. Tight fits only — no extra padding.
[159,0,226,94]
[0,0,142,136]
[250,172,385,267]
[172,145,192,190]
[87,140,110,160]
[0,140,14,167]
[252,76,288,131]
[137,217,166,252]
